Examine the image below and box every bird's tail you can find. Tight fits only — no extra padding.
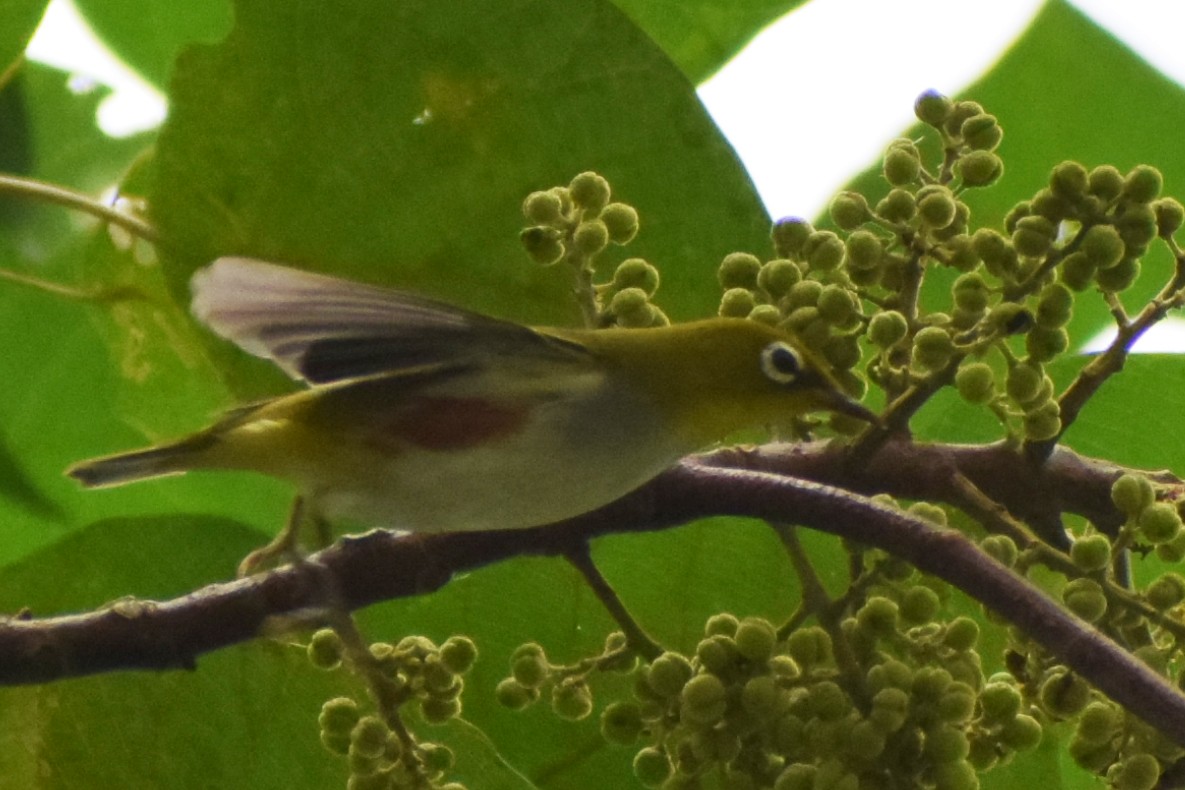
[66,436,214,489]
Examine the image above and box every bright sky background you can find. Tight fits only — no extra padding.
[24,0,1185,350]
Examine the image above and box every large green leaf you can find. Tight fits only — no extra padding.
[0,0,48,77]
[610,0,809,84]
[72,0,231,90]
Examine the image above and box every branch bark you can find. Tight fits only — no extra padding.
[3,439,1185,745]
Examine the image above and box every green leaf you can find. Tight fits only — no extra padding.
[73,0,232,89]
[149,0,770,340]
[0,0,48,76]
[610,0,809,84]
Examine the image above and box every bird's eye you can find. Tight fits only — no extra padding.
[760,341,802,385]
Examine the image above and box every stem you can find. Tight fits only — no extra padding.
[0,174,160,243]
[563,543,662,661]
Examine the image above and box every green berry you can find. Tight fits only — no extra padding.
[980,534,1019,567]
[600,701,644,745]
[869,687,910,732]
[719,252,763,289]
[1081,224,1125,269]
[1012,215,1055,258]
[918,188,958,229]
[942,616,980,652]
[856,596,899,638]
[695,635,737,675]
[319,696,361,736]
[741,675,782,720]
[307,628,343,670]
[770,655,801,680]
[773,762,816,790]
[1122,165,1163,204]
[962,113,1002,151]
[1154,197,1184,238]
[610,287,651,325]
[719,287,758,318]
[816,285,860,327]
[957,150,1003,187]
[680,673,728,726]
[808,680,851,721]
[1112,473,1155,516]
[884,143,921,186]
[1050,161,1089,201]
[1157,531,1185,563]
[823,333,861,370]
[1038,668,1090,718]
[522,190,565,224]
[1070,534,1112,572]
[705,612,740,637]
[830,191,871,230]
[805,231,844,271]
[876,188,916,224]
[786,626,832,667]
[868,310,908,348]
[909,502,950,525]
[1139,502,1182,544]
[912,326,955,371]
[980,680,1021,723]
[772,217,814,258]
[1088,165,1124,201]
[735,617,777,661]
[925,724,970,763]
[1115,203,1158,250]
[952,272,991,313]
[551,678,593,721]
[1109,753,1161,790]
[1023,399,1061,441]
[1060,251,1096,291]
[1001,714,1043,752]
[941,234,980,272]
[1005,362,1043,404]
[601,202,639,244]
[1025,325,1069,363]
[520,226,565,265]
[495,678,534,710]
[1063,578,1108,622]
[1076,701,1121,745]
[647,651,694,698]
[757,259,802,298]
[1036,283,1074,328]
[1032,187,1073,223]
[569,171,611,212]
[511,652,549,689]
[971,227,1009,265]
[439,635,478,674]
[944,99,984,136]
[350,715,389,760]
[611,258,660,296]
[938,682,977,724]
[1094,256,1140,293]
[785,279,823,309]
[915,90,951,126]
[572,219,609,255]
[1145,573,1185,610]
[955,362,996,405]
[931,759,978,790]
[632,747,672,788]
[421,695,462,724]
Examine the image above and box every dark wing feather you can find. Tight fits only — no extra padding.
[191,258,590,383]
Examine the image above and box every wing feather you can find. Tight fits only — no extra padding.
[191,257,591,383]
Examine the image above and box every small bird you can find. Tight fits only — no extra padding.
[68,258,876,547]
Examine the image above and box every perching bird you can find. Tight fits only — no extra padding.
[68,257,875,542]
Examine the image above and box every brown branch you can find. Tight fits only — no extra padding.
[4,441,1185,745]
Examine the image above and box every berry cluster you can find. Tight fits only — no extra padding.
[310,630,478,790]
[520,171,668,327]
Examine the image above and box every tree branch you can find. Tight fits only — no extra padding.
[4,440,1185,745]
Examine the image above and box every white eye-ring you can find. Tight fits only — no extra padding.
[760,341,802,385]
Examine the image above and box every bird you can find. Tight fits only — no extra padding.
[67,257,876,563]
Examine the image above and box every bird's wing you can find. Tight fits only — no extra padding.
[191,257,592,384]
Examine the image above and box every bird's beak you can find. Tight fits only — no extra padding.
[824,389,882,426]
